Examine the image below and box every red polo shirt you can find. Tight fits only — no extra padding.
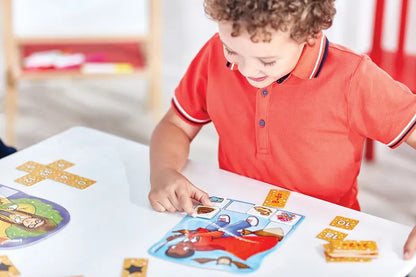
[172,33,416,210]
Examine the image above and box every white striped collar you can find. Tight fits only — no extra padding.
[291,32,329,79]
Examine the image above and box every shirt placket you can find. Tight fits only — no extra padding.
[255,86,271,155]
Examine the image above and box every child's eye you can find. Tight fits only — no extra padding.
[224,48,236,55]
[261,60,276,67]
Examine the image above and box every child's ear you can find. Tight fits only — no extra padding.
[306,36,316,47]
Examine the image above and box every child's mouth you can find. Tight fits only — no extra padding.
[247,76,268,82]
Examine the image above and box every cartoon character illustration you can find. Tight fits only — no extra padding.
[277,212,296,222]
[253,206,273,216]
[164,214,284,261]
[0,205,56,231]
[0,195,61,245]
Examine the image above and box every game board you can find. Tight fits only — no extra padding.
[0,184,70,248]
[149,196,304,273]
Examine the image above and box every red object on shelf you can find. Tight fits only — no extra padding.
[365,0,415,161]
[20,42,145,72]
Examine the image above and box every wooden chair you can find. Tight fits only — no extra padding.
[365,0,415,161]
[1,0,162,145]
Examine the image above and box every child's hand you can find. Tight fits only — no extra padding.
[149,168,212,216]
[404,226,416,260]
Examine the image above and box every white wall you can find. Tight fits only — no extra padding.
[13,0,148,36]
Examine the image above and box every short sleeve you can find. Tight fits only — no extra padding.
[348,56,416,148]
[171,35,219,126]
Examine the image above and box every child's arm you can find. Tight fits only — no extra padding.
[404,131,416,260]
[404,227,416,260]
[149,108,212,216]
[405,130,416,149]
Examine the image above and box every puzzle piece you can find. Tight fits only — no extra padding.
[247,205,276,219]
[209,196,230,208]
[15,160,96,189]
[194,205,220,219]
[121,258,148,277]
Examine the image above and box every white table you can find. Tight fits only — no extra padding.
[0,126,414,276]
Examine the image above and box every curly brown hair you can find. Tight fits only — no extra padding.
[204,0,336,43]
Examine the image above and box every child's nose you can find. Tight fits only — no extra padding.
[238,57,259,77]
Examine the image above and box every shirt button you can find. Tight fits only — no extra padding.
[259,119,265,127]
[262,89,268,96]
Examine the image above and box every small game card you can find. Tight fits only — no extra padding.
[270,210,301,225]
[329,216,359,230]
[327,240,378,257]
[0,255,20,276]
[316,228,348,242]
[323,240,378,262]
[323,244,372,263]
[121,258,148,277]
[209,196,230,208]
[47,159,74,170]
[263,189,290,208]
[194,205,220,219]
[247,205,276,219]
[15,159,96,190]
[14,173,46,187]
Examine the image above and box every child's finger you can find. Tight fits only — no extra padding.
[199,194,213,206]
[177,190,196,216]
[149,200,166,212]
[190,186,212,206]
[158,198,177,213]
[404,226,416,260]
[168,194,184,212]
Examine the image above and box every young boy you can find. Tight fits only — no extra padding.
[149,0,416,260]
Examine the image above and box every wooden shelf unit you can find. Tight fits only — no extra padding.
[1,0,162,145]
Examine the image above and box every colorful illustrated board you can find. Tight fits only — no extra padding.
[0,184,70,248]
[149,196,304,273]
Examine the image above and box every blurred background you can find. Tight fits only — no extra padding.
[0,0,415,275]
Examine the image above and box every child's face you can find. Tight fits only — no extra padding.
[218,22,305,88]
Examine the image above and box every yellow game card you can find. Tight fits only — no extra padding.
[323,240,378,263]
[328,240,378,257]
[0,255,20,276]
[329,216,359,230]
[323,244,372,263]
[263,189,290,208]
[15,159,96,190]
[316,228,348,242]
[121,258,148,277]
